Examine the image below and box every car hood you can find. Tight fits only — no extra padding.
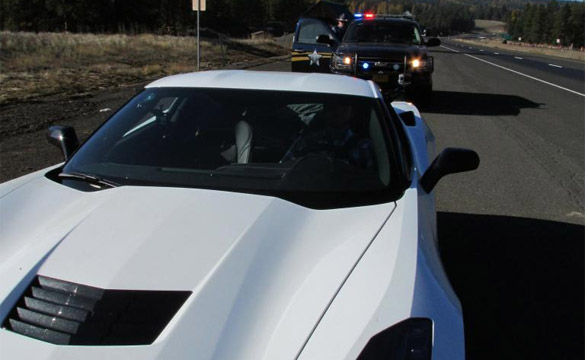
[0,175,395,359]
[337,43,426,58]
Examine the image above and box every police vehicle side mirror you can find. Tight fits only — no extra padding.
[47,125,79,161]
[420,148,479,193]
[426,38,441,47]
[316,34,335,47]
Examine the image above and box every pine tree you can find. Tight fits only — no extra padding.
[529,4,546,43]
[568,3,584,47]
[522,4,535,42]
[551,4,571,46]
[273,0,311,28]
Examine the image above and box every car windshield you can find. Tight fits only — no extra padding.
[64,88,399,208]
[344,21,422,45]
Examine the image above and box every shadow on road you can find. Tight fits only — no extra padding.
[424,91,542,116]
[438,212,584,360]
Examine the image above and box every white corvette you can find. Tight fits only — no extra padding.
[0,71,478,359]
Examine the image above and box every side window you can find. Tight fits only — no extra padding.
[298,20,333,44]
[413,26,422,45]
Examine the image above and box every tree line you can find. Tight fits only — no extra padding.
[0,0,313,35]
[0,0,475,36]
[347,1,476,35]
[506,1,585,47]
[1,0,581,41]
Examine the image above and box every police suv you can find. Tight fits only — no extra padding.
[292,13,441,105]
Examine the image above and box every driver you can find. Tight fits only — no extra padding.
[283,103,375,169]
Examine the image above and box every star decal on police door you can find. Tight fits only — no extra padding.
[308,49,322,66]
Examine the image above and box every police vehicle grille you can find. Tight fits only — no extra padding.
[358,56,405,72]
[1,275,190,345]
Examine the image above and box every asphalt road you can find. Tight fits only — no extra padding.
[249,46,584,359]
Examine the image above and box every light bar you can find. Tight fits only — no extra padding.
[364,13,375,19]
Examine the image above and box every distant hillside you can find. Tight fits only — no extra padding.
[474,19,507,34]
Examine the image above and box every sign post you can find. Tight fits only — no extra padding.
[192,0,207,71]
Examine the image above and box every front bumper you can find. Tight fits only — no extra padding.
[330,55,433,93]
[331,69,430,98]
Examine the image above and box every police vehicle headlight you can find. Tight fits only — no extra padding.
[332,53,354,71]
[410,57,432,71]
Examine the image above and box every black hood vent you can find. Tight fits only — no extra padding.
[1,276,191,345]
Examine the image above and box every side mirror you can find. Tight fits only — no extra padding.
[316,34,335,47]
[420,148,479,193]
[425,38,441,47]
[46,125,79,161]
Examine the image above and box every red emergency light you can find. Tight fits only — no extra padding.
[364,13,375,19]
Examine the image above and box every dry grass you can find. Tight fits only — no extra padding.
[0,31,287,104]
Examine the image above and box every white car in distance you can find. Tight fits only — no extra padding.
[0,71,478,360]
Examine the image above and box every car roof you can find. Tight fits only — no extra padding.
[145,70,380,98]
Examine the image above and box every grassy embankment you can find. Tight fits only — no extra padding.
[457,20,585,62]
[0,31,288,104]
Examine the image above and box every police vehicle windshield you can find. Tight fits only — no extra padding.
[344,20,422,45]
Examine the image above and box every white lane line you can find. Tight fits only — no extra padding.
[444,45,460,53]
[548,63,563,68]
[515,56,523,60]
[440,45,585,97]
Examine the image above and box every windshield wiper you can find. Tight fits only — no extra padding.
[212,165,287,180]
[59,171,119,188]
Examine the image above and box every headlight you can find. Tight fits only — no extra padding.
[332,53,354,71]
[357,318,432,360]
[410,57,433,71]
[410,58,426,70]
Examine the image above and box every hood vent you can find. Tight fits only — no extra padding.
[2,276,191,345]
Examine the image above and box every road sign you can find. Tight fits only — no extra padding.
[192,0,206,11]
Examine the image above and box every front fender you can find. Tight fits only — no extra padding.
[391,101,436,177]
